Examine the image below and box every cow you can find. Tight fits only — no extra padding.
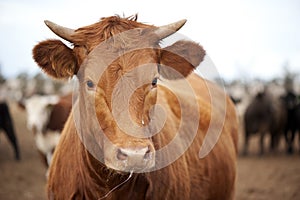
[32,15,238,199]
[281,91,300,154]
[20,94,72,167]
[293,104,300,153]
[0,102,20,160]
[243,90,286,155]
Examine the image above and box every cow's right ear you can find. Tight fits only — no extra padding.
[32,39,78,79]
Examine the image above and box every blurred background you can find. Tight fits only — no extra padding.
[0,0,299,199]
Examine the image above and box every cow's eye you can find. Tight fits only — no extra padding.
[152,77,158,87]
[86,80,95,89]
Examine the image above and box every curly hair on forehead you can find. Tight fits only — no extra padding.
[71,14,154,51]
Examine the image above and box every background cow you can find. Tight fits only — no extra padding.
[0,102,20,160]
[33,15,238,199]
[281,91,300,154]
[243,90,286,155]
[20,94,72,167]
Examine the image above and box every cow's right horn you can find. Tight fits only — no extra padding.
[155,19,187,39]
[44,20,75,42]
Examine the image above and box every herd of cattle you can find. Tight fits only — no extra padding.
[228,80,300,155]
[0,15,299,199]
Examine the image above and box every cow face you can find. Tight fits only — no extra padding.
[22,95,59,135]
[33,16,205,172]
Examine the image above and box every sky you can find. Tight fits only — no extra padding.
[0,0,299,81]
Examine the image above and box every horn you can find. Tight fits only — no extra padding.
[155,19,187,39]
[44,20,75,42]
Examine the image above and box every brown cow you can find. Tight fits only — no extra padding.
[33,15,238,199]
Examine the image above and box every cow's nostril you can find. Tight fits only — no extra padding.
[117,149,128,161]
[144,148,152,160]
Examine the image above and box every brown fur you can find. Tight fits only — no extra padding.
[160,40,206,79]
[71,15,153,52]
[32,40,78,79]
[33,15,238,199]
[47,94,72,131]
[48,76,238,199]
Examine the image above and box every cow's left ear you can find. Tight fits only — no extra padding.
[159,40,205,79]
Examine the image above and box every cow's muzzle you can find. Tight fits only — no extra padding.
[105,142,155,172]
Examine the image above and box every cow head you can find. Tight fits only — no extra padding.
[33,15,205,172]
[21,95,59,135]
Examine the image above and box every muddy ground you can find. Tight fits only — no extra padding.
[0,103,299,200]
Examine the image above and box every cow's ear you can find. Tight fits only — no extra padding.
[160,40,205,79]
[32,39,78,79]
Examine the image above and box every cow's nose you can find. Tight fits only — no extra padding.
[117,146,152,160]
[116,146,155,170]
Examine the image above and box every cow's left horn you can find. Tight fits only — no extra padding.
[155,19,187,39]
[44,20,75,42]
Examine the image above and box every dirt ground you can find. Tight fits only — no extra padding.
[0,103,47,200]
[0,103,300,200]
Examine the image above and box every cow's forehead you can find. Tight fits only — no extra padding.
[78,28,160,80]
